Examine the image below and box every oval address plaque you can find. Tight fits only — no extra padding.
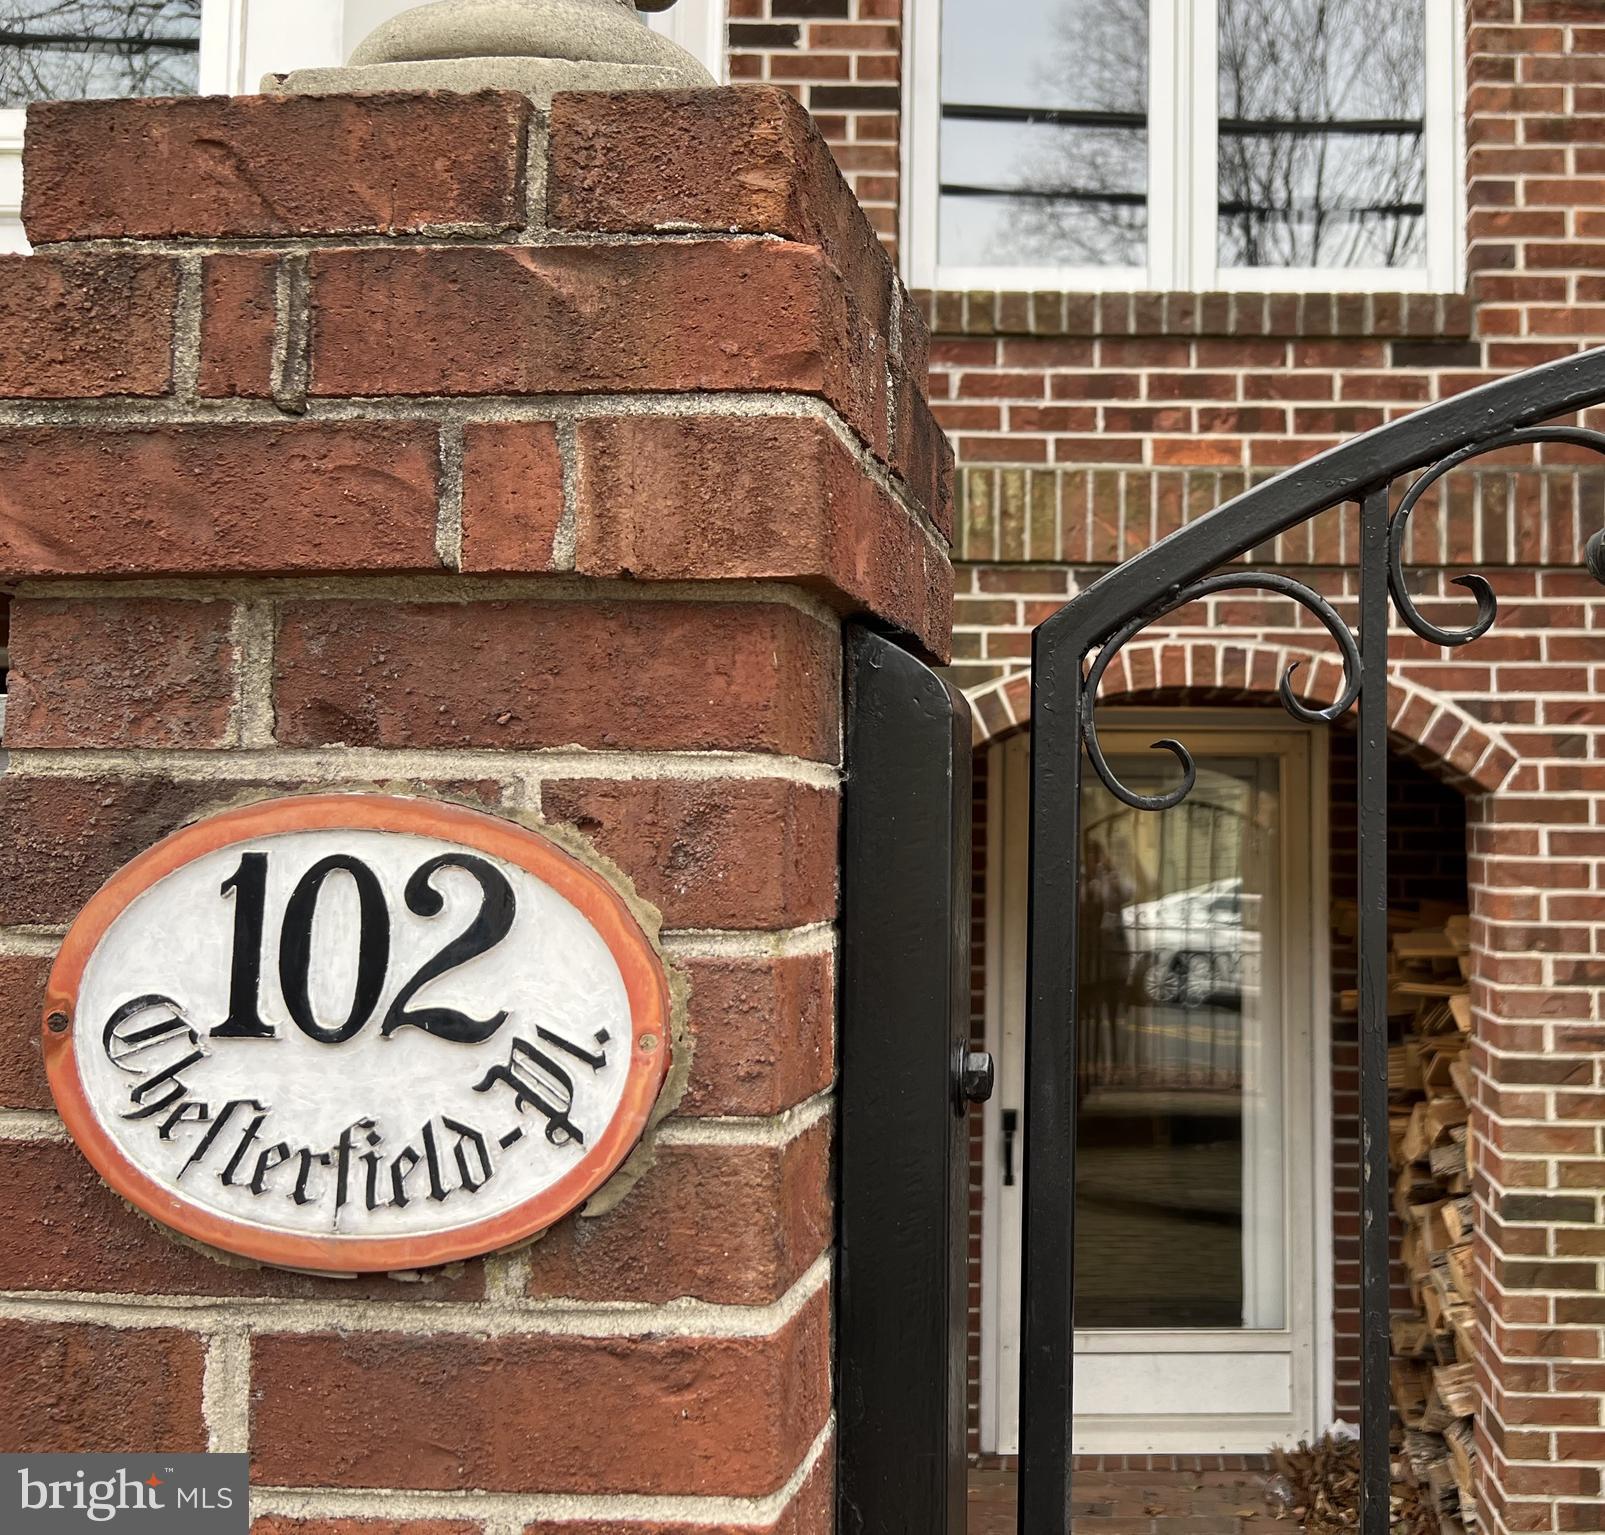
[43,795,671,1274]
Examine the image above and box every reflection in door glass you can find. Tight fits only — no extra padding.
[1075,753,1287,1331]
[0,1,201,109]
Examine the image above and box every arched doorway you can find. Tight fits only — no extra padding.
[964,680,1476,1534]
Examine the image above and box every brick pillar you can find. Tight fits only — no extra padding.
[0,84,950,1533]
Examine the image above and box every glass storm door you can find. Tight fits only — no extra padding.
[981,720,1324,1455]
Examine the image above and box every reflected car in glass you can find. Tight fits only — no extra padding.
[1122,877,1262,1007]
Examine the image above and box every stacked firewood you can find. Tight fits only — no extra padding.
[1339,902,1478,1535]
[1269,1433,1437,1535]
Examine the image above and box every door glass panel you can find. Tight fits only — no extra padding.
[0,1,202,108]
[1217,0,1427,270]
[939,0,1148,269]
[1075,751,1287,1331]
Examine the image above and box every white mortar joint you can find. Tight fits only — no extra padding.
[0,1251,832,1340]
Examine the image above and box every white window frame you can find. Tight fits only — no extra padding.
[648,0,727,85]
[1,0,728,253]
[0,116,22,247]
[902,0,1466,294]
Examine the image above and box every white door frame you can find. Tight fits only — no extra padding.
[978,711,1333,1456]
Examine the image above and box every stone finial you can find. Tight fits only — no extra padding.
[269,0,714,100]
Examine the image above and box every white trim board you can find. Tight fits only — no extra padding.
[1,110,26,255]
[648,0,728,83]
[901,0,1466,295]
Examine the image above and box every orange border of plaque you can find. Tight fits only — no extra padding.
[43,794,672,1274]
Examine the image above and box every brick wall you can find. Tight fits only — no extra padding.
[0,84,948,1535]
[726,0,902,256]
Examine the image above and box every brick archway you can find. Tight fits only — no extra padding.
[960,634,1576,1534]
[963,637,1519,794]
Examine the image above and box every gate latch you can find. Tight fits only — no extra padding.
[955,1048,995,1108]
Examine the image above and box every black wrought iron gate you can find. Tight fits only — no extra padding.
[1021,348,1605,1535]
[836,350,1605,1535]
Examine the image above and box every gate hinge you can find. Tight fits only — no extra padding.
[955,1048,995,1108]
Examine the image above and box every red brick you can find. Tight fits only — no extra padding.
[539,778,837,931]
[1498,1392,1601,1426]
[23,93,530,242]
[522,1453,831,1534]
[305,242,887,459]
[574,414,951,661]
[254,1523,479,1535]
[0,424,442,580]
[459,420,565,573]
[547,87,893,336]
[526,1122,830,1304]
[893,367,955,540]
[272,599,840,759]
[0,1320,206,1452]
[0,1138,485,1299]
[199,253,278,399]
[0,955,50,1110]
[1152,437,1244,467]
[680,951,834,1117]
[0,775,222,926]
[0,253,174,398]
[249,1287,830,1495]
[0,777,509,928]
[6,597,237,748]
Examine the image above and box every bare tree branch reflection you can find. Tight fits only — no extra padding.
[979,0,1149,268]
[982,0,1425,271]
[1217,0,1424,268]
[0,0,201,108]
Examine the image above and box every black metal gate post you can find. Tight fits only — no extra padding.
[1020,349,1605,1535]
[1019,638,1084,1532]
[1357,485,1394,1535]
[838,624,988,1535]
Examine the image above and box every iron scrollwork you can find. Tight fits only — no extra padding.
[1081,571,1362,810]
[1389,424,1605,644]
[1082,424,1605,812]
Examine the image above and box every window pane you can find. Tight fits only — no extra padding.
[1218,0,1427,271]
[939,0,1148,271]
[0,1,201,109]
[1075,754,1287,1332]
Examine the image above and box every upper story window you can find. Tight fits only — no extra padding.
[903,0,1464,294]
[0,2,202,106]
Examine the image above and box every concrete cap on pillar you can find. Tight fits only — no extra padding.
[268,0,714,100]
